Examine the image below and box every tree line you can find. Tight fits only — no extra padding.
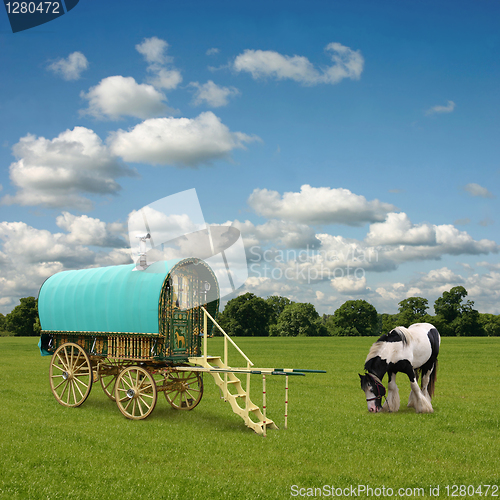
[217,286,500,337]
[2,286,499,337]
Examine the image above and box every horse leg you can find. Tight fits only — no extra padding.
[382,371,400,412]
[401,363,433,413]
[421,367,433,403]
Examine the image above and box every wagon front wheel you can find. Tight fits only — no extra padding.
[115,366,157,420]
[49,343,93,407]
[164,370,203,410]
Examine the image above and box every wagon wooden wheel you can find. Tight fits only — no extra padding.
[49,343,93,407]
[99,359,132,401]
[163,369,203,410]
[115,366,157,420]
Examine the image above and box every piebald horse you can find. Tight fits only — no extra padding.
[359,323,440,413]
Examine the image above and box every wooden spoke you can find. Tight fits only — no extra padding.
[164,370,203,410]
[114,366,157,420]
[99,359,132,401]
[49,343,92,408]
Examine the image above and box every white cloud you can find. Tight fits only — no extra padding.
[147,67,183,91]
[420,267,465,284]
[464,183,494,199]
[233,219,320,249]
[330,275,368,294]
[206,48,220,56]
[189,80,240,107]
[136,37,182,90]
[233,42,364,86]
[80,76,170,120]
[108,111,260,168]
[0,219,131,314]
[366,212,436,246]
[2,127,136,210]
[365,213,498,261]
[434,224,497,255]
[56,212,126,248]
[0,221,94,268]
[425,100,456,116]
[374,266,500,315]
[248,185,395,226]
[48,51,88,80]
[136,37,171,65]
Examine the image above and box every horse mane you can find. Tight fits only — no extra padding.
[365,326,411,364]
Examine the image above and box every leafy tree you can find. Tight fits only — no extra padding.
[397,297,429,327]
[379,313,400,335]
[5,297,39,336]
[266,295,294,326]
[271,302,327,337]
[434,286,468,323]
[217,293,272,336]
[434,286,483,336]
[327,300,378,336]
[479,314,500,336]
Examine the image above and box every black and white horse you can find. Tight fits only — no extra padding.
[359,323,440,414]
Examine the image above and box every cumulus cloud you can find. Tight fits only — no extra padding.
[330,275,369,294]
[0,219,131,314]
[374,266,500,314]
[463,183,494,199]
[48,51,88,80]
[136,37,171,65]
[55,212,126,248]
[365,212,498,260]
[248,185,395,226]
[189,80,240,107]
[233,42,364,86]
[80,76,170,120]
[108,111,260,167]
[366,212,436,246]
[136,37,182,90]
[233,219,320,250]
[206,48,220,56]
[425,100,456,116]
[2,127,136,210]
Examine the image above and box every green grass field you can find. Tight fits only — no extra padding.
[0,336,499,499]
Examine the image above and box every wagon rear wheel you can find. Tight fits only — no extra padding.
[115,366,157,420]
[49,343,93,407]
[164,370,203,410]
[99,359,132,401]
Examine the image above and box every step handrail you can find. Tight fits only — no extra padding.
[201,306,254,367]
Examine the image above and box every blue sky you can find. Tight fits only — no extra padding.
[1,0,499,316]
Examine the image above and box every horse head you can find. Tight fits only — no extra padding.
[359,373,386,413]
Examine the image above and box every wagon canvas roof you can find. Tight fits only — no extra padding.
[39,259,191,335]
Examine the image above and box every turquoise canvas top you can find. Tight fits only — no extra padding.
[38,260,181,335]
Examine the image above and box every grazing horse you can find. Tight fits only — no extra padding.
[359,323,440,414]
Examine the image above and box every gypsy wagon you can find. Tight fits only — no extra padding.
[39,257,324,434]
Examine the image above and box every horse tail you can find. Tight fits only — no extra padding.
[428,360,438,398]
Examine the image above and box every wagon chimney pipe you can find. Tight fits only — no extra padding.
[135,233,151,270]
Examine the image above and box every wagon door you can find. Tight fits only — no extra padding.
[161,266,200,359]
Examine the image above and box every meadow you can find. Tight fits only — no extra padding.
[0,336,499,499]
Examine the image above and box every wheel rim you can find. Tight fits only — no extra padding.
[164,370,203,410]
[99,359,131,401]
[50,343,92,408]
[115,366,157,420]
